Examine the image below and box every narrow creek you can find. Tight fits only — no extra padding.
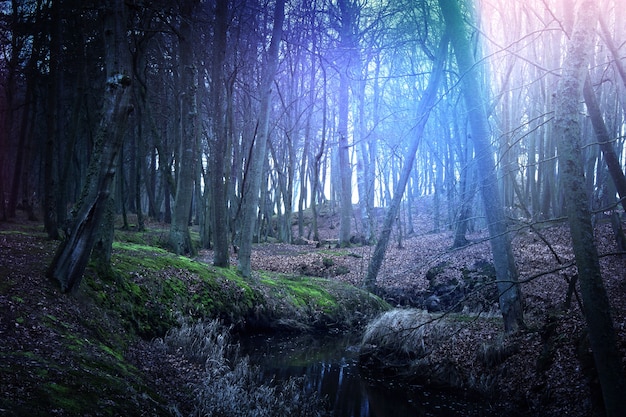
[239,332,502,417]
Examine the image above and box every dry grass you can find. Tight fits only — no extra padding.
[157,318,324,417]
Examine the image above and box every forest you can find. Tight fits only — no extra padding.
[1,0,626,416]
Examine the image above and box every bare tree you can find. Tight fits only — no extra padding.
[47,0,132,292]
[169,0,200,256]
[209,0,231,267]
[553,1,626,414]
[238,0,285,277]
[364,34,448,292]
[439,0,524,332]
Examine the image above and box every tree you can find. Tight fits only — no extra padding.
[335,0,358,247]
[364,34,448,292]
[553,1,626,414]
[438,0,524,332]
[47,0,132,292]
[169,0,199,256]
[237,0,285,277]
[209,0,231,267]
[583,76,626,213]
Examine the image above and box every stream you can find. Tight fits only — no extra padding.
[239,332,502,417]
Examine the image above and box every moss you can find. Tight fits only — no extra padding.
[257,274,390,331]
[318,248,351,257]
[87,242,260,338]
[42,382,82,413]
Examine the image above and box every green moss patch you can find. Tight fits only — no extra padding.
[86,242,261,338]
[255,274,390,332]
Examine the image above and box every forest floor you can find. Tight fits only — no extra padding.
[217,200,626,416]
[1,199,626,416]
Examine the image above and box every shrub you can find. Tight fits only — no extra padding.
[159,317,324,417]
[361,308,447,359]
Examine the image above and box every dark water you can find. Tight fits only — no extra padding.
[239,333,501,417]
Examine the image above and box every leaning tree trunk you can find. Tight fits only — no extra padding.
[364,35,447,292]
[583,75,626,213]
[46,0,131,292]
[439,0,524,333]
[48,74,132,292]
[553,1,626,414]
[237,0,285,277]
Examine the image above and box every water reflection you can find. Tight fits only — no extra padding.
[239,333,498,417]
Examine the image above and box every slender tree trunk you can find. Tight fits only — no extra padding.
[169,1,199,256]
[134,107,145,232]
[238,0,285,277]
[311,64,328,243]
[336,0,357,247]
[337,67,352,246]
[210,0,230,266]
[43,0,61,239]
[553,1,626,414]
[583,76,626,212]
[364,35,447,292]
[439,0,524,332]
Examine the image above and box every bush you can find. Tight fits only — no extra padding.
[361,308,447,359]
[158,317,324,417]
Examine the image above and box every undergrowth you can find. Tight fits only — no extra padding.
[156,317,325,417]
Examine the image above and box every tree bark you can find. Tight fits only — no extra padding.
[47,0,132,292]
[210,0,230,266]
[336,0,356,247]
[43,0,61,239]
[439,0,524,332]
[47,9,132,293]
[553,1,626,414]
[237,0,285,277]
[169,0,199,256]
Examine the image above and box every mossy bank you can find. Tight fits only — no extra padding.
[0,225,389,416]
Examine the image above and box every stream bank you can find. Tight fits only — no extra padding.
[0,225,390,415]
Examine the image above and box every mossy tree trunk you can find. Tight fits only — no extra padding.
[553,1,626,414]
[47,0,132,292]
[438,0,524,333]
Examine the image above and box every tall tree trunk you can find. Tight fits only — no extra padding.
[310,65,328,243]
[47,0,131,292]
[364,34,447,292]
[337,65,352,246]
[237,0,285,277]
[553,1,626,414]
[439,0,524,332]
[169,0,199,256]
[43,0,61,239]
[210,0,230,266]
[336,0,356,247]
